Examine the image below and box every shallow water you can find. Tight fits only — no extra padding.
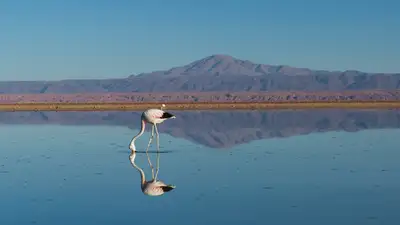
[0,109,399,225]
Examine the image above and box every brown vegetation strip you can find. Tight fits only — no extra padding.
[1,90,399,104]
[0,101,400,111]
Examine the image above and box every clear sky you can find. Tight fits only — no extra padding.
[0,0,399,81]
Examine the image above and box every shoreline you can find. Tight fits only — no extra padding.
[1,101,400,111]
[0,90,399,104]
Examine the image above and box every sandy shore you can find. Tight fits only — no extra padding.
[0,101,400,111]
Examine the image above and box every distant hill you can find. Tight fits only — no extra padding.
[0,54,399,94]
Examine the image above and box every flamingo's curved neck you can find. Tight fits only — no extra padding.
[129,151,146,186]
[129,119,145,151]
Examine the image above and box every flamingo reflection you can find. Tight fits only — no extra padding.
[129,149,175,196]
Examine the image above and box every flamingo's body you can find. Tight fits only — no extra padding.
[142,108,176,125]
[142,180,175,196]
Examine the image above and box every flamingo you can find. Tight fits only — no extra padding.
[129,149,175,196]
[129,105,175,152]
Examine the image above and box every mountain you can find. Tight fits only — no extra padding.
[0,54,399,94]
[1,109,399,148]
[133,54,314,77]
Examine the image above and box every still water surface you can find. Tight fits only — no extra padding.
[0,109,399,225]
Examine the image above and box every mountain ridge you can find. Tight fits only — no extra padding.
[131,54,383,78]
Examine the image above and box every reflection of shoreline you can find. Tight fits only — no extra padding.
[1,101,400,111]
[0,109,399,148]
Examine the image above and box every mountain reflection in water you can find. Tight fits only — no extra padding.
[0,109,399,148]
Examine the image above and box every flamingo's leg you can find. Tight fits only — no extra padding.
[146,124,155,178]
[155,147,160,181]
[154,123,160,180]
[146,124,155,153]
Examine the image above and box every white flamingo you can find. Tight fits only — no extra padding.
[129,105,175,179]
[129,149,175,196]
[129,105,175,151]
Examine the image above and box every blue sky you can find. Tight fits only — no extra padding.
[0,0,399,81]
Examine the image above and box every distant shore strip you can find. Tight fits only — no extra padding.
[0,101,400,111]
